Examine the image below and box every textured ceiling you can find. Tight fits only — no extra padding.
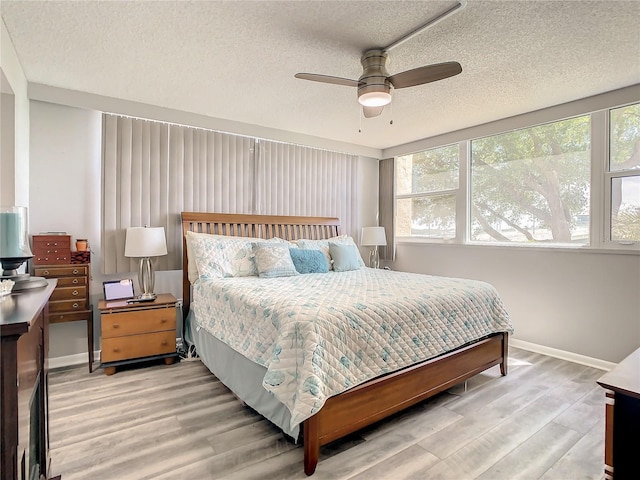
[1,0,639,151]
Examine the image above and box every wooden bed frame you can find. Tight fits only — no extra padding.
[181,212,508,476]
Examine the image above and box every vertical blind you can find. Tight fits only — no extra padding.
[378,157,395,261]
[102,116,171,273]
[102,114,359,273]
[256,140,358,239]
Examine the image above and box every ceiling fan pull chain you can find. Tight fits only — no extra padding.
[358,106,363,133]
[389,102,394,125]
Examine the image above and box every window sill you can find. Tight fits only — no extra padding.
[395,238,640,255]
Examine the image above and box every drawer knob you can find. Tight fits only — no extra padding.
[161,319,167,323]
[72,302,79,309]
[72,269,79,274]
[112,324,119,329]
[43,270,50,275]
[113,348,120,353]
[161,340,168,346]
[72,290,79,296]
[72,279,79,284]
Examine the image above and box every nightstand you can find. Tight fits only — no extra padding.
[98,293,178,375]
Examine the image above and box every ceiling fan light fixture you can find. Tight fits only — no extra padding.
[358,91,392,107]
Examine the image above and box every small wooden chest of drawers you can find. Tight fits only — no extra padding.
[31,234,71,265]
[33,263,94,372]
[98,294,178,375]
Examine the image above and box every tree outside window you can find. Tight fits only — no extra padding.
[396,145,458,239]
[471,116,591,244]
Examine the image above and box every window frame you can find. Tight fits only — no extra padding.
[393,101,640,253]
[394,143,463,242]
[603,102,640,249]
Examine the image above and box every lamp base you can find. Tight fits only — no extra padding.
[138,292,157,301]
[368,247,380,269]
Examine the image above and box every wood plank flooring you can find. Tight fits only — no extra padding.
[47,347,606,479]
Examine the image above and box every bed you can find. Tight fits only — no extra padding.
[181,212,513,475]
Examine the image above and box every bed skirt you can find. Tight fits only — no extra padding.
[186,311,300,439]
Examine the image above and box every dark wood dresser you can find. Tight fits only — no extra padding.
[32,234,94,373]
[597,347,640,480]
[0,279,56,480]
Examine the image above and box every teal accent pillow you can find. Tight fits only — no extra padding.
[289,248,329,274]
[329,243,362,272]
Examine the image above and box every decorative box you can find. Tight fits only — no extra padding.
[71,251,91,264]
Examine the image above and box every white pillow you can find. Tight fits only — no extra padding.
[185,232,288,281]
[252,242,299,278]
[297,235,365,270]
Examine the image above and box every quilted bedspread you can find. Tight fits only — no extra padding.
[191,268,513,429]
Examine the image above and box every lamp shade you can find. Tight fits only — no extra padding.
[361,226,387,246]
[124,227,167,258]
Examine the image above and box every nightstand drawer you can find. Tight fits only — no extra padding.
[35,265,88,278]
[50,285,87,301]
[49,299,88,313]
[101,330,175,363]
[101,308,176,339]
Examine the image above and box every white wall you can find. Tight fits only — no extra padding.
[393,233,640,365]
[1,91,15,204]
[1,18,29,207]
[29,101,102,357]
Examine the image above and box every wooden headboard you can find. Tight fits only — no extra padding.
[180,212,341,315]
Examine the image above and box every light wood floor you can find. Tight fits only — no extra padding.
[48,347,606,480]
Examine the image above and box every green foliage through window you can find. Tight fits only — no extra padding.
[396,145,458,239]
[471,116,591,244]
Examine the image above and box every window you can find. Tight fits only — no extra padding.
[395,144,458,239]
[608,103,640,243]
[394,99,640,251]
[471,115,591,245]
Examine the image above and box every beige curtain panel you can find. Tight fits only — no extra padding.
[257,140,359,240]
[102,114,359,274]
[378,157,395,261]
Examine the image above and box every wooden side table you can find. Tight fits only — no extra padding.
[98,293,178,375]
[597,347,640,480]
[34,263,94,373]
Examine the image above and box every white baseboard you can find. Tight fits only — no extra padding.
[49,339,615,372]
[49,351,100,370]
[510,338,616,371]
[48,337,184,370]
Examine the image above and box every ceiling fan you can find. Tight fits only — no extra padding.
[294,1,466,118]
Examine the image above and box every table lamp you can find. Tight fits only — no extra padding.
[361,226,387,269]
[124,226,167,301]
[0,206,47,290]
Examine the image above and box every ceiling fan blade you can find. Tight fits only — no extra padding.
[294,73,362,87]
[363,105,384,118]
[388,61,462,89]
